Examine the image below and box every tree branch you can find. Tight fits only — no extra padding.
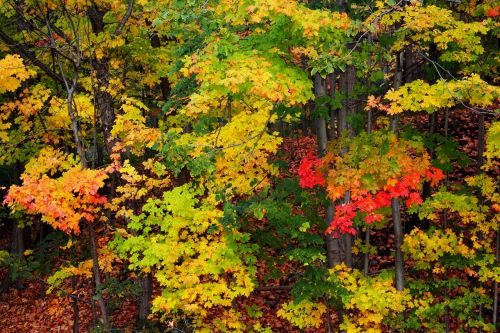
[0,28,71,88]
[114,0,134,35]
[254,285,292,292]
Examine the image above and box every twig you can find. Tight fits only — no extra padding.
[254,285,292,292]
[341,0,404,60]
[419,52,498,116]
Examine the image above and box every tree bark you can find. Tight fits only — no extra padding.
[328,73,337,140]
[325,205,341,267]
[392,196,404,291]
[392,53,404,292]
[477,113,485,172]
[10,221,26,289]
[150,33,172,102]
[338,67,356,267]
[422,113,437,203]
[88,222,110,331]
[343,192,353,268]
[87,5,116,154]
[314,74,342,268]
[72,276,79,333]
[137,273,152,326]
[493,229,499,327]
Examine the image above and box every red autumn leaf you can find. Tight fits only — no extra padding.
[486,6,500,17]
[364,213,384,224]
[405,191,423,207]
[297,153,326,188]
[425,167,444,186]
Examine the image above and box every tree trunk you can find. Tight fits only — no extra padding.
[493,229,499,327]
[314,74,342,268]
[11,221,25,256]
[421,113,437,201]
[392,196,404,291]
[315,75,328,155]
[328,73,337,140]
[392,53,404,292]
[93,59,115,154]
[325,205,341,267]
[88,222,110,331]
[137,273,153,326]
[477,113,485,172]
[343,201,353,268]
[150,33,171,102]
[413,112,438,233]
[10,222,26,289]
[364,81,373,275]
[338,67,356,267]
[363,227,370,275]
[87,5,116,154]
[65,59,109,332]
[72,276,79,333]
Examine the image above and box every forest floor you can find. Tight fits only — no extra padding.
[0,109,495,332]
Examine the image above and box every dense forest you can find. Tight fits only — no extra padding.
[0,0,498,332]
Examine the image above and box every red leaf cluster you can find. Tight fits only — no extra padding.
[300,155,444,237]
[297,153,326,188]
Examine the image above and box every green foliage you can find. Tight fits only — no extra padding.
[0,251,35,282]
[113,184,257,321]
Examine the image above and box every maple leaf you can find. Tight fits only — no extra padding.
[425,167,444,186]
[297,153,326,188]
[405,192,423,208]
[0,54,36,93]
[486,6,500,18]
[364,213,384,224]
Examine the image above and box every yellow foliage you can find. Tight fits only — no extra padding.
[107,158,171,219]
[195,309,249,332]
[0,54,36,93]
[244,0,350,36]
[277,299,326,329]
[111,97,161,156]
[193,109,282,195]
[483,121,500,171]
[383,75,499,115]
[23,147,79,178]
[46,249,119,293]
[0,84,51,144]
[376,3,491,63]
[331,265,412,332]
[119,186,256,320]
[404,228,477,268]
[183,51,312,117]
